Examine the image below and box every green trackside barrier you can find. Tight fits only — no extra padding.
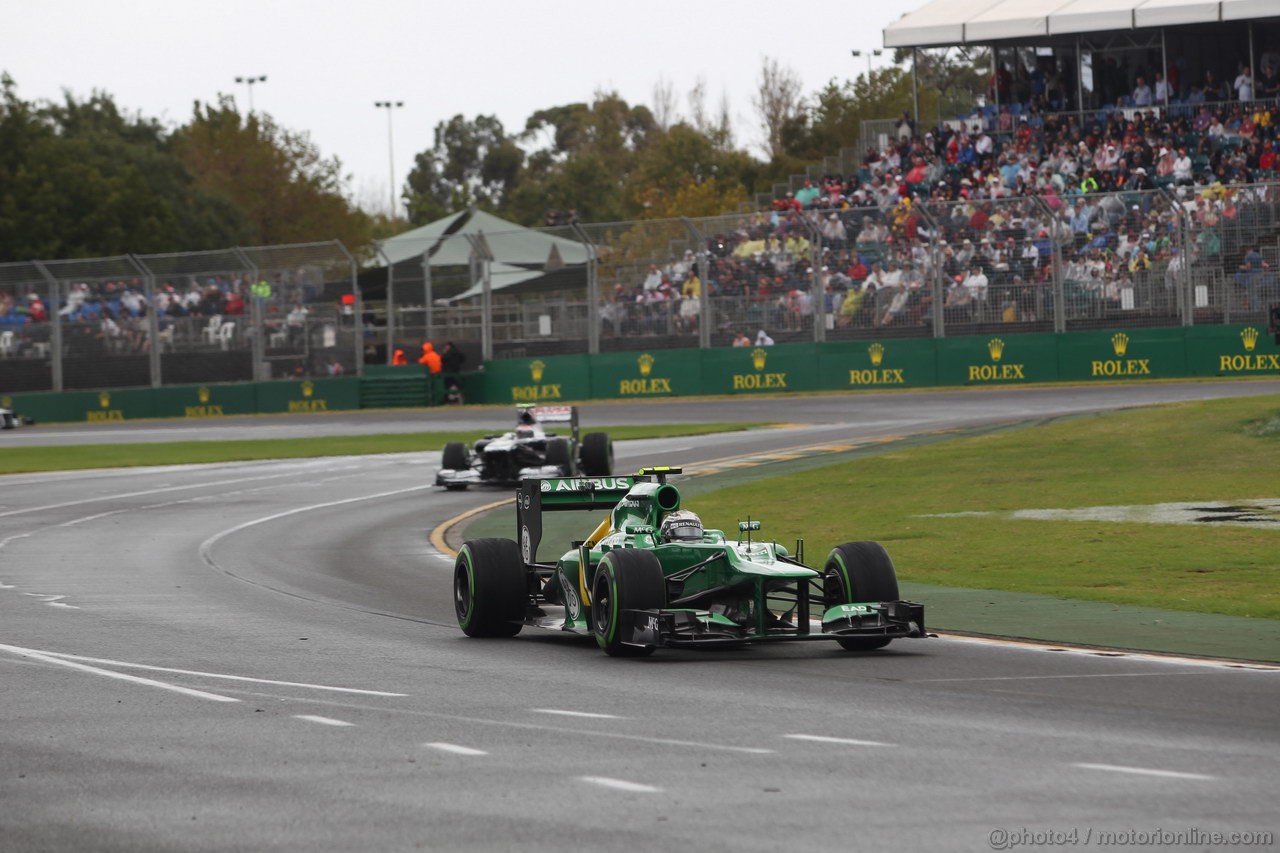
[700,342,820,395]
[482,354,592,404]
[1184,324,1280,378]
[935,332,1060,385]
[254,377,360,415]
[1056,327,1186,381]
[4,387,157,424]
[589,349,702,399]
[818,338,939,390]
[152,383,259,419]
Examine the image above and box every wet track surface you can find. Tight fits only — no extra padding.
[1,383,1277,851]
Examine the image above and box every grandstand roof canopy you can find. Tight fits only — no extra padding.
[884,0,1277,48]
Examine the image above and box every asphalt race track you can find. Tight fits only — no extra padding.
[2,383,1278,851]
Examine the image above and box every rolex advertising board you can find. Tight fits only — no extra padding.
[482,354,591,404]
[590,351,697,399]
[254,377,359,414]
[935,333,1059,385]
[1184,325,1280,377]
[152,383,258,419]
[817,339,937,390]
[1056,328,1185,381]
[700,342,819,395]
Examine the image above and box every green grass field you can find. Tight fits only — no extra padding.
[0,423,765,475]
[688,396,1280,621]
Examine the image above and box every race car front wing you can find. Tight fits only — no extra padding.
[617,600,926,649]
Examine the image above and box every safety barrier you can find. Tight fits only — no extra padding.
[3,324,1275,425]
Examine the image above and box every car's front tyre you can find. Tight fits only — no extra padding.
[591,549,665,657]
[824,541,898,651]
[454,538,526,638]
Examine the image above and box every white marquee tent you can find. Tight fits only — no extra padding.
[884,0,1278,47]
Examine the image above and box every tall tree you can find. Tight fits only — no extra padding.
[752,57,806,161]
[174,96,371,249]
[402,114,523,225]
[0,76,247,262]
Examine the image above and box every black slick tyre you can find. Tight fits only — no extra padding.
[545,437,573,473]
[591,549,665,657]
[824,541,898,651]
[454,538,526,638]
[441,442,471,490]
[579,432,613,476]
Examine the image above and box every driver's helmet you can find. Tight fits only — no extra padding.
[515,426,535,439]
[660,510,704,544]
[518,408,536,426]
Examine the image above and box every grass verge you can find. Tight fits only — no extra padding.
[0,423,766,475]
[688,395,1280,621]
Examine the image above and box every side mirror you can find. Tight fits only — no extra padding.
[738,521,762,532]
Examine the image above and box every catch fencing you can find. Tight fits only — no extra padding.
[0,242,359,393]
[377,181,1280,362]
[3,183,1279,396]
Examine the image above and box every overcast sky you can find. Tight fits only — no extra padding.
[6,0,922,216]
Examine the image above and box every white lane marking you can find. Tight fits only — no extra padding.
[0,471,322,519]
[915,672,1230,684]
[37,651,408,696]
[936,635,1280,672]
[423,742,487,756]
[580,777,661,793]
[1072,763,1216,781]
[22,593,79,610]
[531,708,621,719]
[0,643,239,703]
[784,734,894,747]
[198,484,438,567]
[294,715,354,727]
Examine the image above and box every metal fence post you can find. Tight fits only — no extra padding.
[681,218,713,349]
[802,215,827,343]
[233,248,264,381]
[915,204,946,338]
[33,261,62,392]
[128,254,161,387]
[465,233,495,362]
[333,241,363,376]
[375,243,395,365]
[1031,195,1067,334]
[571,222,600,354]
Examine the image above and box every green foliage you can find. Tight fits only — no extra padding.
[0,76,249,261]
[173,96,373,249]
[404,114,521,224]
[0,77,373,261]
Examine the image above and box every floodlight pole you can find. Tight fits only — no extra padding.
[235,75,267,114]
[374,100,404,219]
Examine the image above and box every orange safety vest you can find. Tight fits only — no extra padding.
[392,349,407,365]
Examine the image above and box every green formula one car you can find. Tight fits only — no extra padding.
[453,467,926,657]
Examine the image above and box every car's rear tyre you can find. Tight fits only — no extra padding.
[545,437,574,473]
[824,541,898,651]
[579,432,613,476]
[591,549,665,657]
[454,538,526,638]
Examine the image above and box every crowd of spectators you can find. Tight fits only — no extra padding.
[599,67,1280,340]
[0,269,331,360]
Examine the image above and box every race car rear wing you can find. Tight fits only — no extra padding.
[519,405,580,442]
[515,475,634,565]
